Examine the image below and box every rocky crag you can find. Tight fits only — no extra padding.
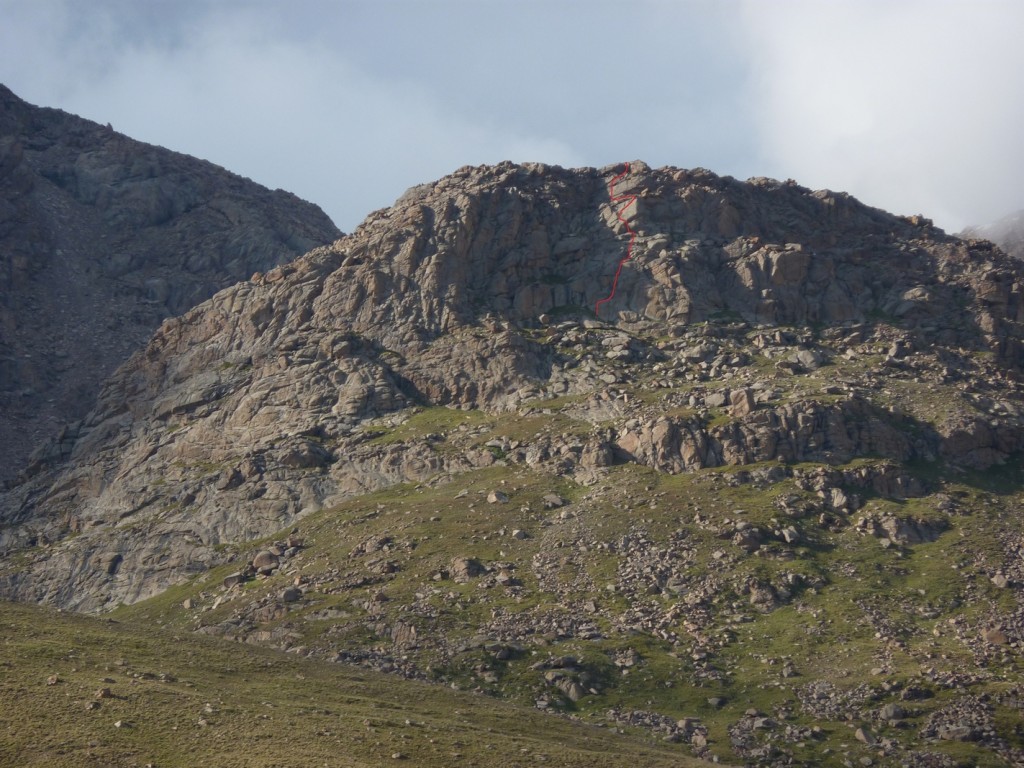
[963,209,1024,261]
[2,159,1024,766]
[0,84,341,482]
[2,159,1022,609]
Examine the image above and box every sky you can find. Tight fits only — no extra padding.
[1,0,1022,234]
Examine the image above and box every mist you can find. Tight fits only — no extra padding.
[739,0,1024,231]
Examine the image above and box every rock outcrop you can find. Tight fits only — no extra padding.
[1,159,1023,611]
[962,209,1024,261]
[0,84,341,481]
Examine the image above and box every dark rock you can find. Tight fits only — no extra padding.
[92,552,122,576]
[215,469,244,491]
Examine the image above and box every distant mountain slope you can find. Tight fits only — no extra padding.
[962,209,1024,260]
[0,84,341,482]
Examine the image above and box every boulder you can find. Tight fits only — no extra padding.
[450,557,484,582]
[252,550,279,571]
[280,586,303,603]
[729,387,756,417]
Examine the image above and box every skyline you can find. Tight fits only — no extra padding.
[2,0,1022,233]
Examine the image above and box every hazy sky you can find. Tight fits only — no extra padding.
[1,0,1021,233]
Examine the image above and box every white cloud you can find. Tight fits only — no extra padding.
[2,0,1021,233]
[0,1,597,229]
[739,0,1024,231]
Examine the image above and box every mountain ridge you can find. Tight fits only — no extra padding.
[1,158,1021,611]
[3,156,1024,765]
[0,83,342,482]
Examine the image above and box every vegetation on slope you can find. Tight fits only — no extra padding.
[0,601,696,768]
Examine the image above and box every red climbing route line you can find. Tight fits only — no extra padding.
[595,162,637,317]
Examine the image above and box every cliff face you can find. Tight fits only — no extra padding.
[1,159,1023,611]
[0,84,341,481]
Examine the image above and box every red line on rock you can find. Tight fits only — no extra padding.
[595,162,637,317]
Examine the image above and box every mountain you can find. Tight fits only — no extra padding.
[3,160,1024,766]
[0,84,341,483]
[962,209,1024,261]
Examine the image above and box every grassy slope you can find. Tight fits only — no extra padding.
[8,322,1024,767]
[0,600,698,768]
[113,454,1024,767]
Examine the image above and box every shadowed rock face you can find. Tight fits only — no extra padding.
[1,158,1023,611]
[0,84,341,482]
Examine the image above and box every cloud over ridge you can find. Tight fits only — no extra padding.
[1,0,1021,232]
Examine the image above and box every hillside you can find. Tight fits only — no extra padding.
[0,600,691,767]
[0,84,341,482]
[2,160,1024,765]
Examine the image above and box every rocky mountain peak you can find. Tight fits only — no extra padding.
[0,84,341,482]
[4,153,1024,764]
[259,158,1021,369]
[1,159,1023,614]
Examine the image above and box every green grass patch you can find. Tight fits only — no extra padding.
[0,601,704,768]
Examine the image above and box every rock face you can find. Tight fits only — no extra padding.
[962,209,1024,261]
[0,84,341,482]
[1,158,1023,611]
